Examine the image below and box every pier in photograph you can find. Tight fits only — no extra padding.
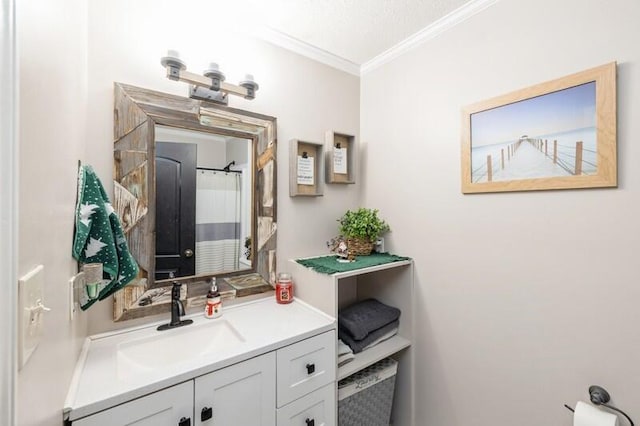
[472,137,595,183]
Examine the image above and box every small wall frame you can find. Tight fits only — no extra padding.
[325,130,356,184]
[290,139,324,197]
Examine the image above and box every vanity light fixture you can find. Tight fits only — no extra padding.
[160,50,259,105]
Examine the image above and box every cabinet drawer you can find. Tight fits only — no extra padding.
[276,383,335,426]
[276,330,336,407]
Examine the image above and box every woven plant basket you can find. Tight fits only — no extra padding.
[346,237,374,256]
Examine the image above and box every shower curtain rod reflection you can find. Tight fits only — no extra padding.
[197,166,242,174]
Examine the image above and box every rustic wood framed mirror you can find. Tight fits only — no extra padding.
[113,83,277,321]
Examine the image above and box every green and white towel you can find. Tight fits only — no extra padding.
[72,165,139,310]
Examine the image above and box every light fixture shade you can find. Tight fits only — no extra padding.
[160,49,186,70]
[203,62,225,81]
[239,74,259,91]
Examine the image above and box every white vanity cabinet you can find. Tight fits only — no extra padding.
[291,258,414,426]
[70,335,335,426]
[64,299,336,426]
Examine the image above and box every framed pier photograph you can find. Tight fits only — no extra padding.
[461,62,617,193]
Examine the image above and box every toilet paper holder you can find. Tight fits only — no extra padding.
[564,385,634,426]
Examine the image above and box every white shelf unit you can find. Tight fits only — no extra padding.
[290,257,414,426]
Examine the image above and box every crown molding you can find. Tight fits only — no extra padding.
[361,0,499,75]
[254,26,361,76]
[252,0,498,77]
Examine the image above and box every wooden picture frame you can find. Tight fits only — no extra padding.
[325,130,356,184]
[289,139,323,197]
[461,62,616,193]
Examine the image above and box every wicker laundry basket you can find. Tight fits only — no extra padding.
[338,358,398,426]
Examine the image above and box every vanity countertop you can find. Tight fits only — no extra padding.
[63,297,335,422]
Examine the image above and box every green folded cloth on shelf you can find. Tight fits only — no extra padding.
[295,253,410,275]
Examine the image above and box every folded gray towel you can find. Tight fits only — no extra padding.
[338,299,401,341]
[339,320,399,354]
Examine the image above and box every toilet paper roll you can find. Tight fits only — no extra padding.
[574,401,618,426]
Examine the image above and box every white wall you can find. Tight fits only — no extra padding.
[84,0,361,333]
[16,1,90,425]
[361,0,640,424]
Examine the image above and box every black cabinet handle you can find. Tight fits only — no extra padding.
[201,406,213,421]
[306,363,315,375]
[178,417,191,426]
[305,418,315,426]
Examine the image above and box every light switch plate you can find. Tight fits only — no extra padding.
[18,265,45,369]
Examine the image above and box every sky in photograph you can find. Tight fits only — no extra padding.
[471,82,596,147]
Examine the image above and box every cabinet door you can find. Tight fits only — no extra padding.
[276,383,335,426]
[73,381,193,426]
[195,352,276,426]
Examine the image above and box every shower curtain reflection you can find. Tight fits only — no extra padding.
[196,169,242,274]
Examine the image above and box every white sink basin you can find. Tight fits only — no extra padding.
[116,319,245,379]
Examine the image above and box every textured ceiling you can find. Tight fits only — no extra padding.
[228,0,474,65]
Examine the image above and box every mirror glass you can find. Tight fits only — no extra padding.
[154,126,253,280]
[112,83,277,322]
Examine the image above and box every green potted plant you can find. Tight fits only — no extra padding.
[338,208,390,256]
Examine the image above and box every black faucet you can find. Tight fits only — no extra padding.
[157,280,193,331]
